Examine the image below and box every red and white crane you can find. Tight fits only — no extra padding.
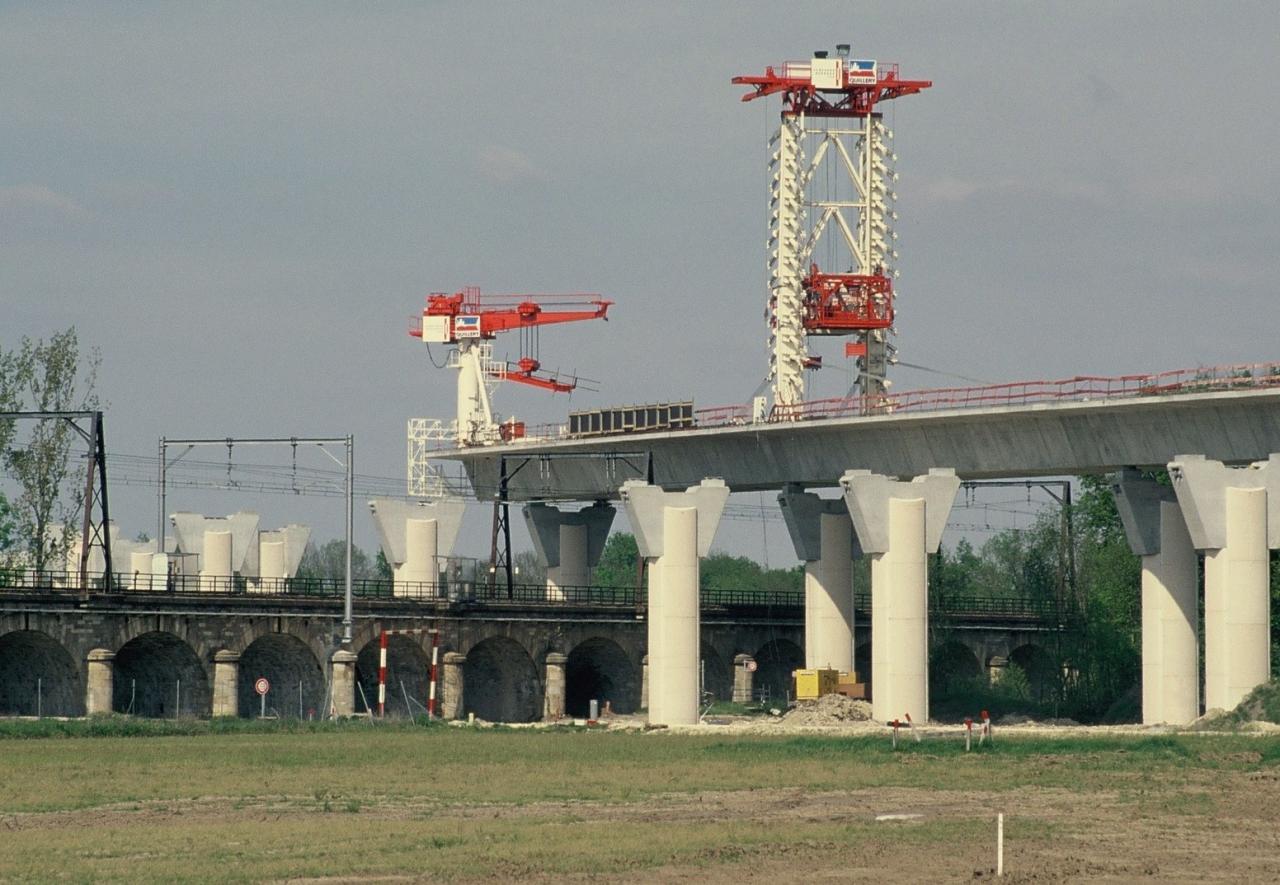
[734,46,930,410]
[410,286,611,447]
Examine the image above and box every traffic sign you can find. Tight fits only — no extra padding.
[745,660,758,673]
[254,677,270,696]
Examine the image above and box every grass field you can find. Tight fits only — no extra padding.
[2,719,1279,882]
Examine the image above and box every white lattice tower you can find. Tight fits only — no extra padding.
[768,112,900,405]
[768,118,807,407]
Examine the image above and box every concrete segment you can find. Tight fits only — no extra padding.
[524,502,616,600]
[621,480,728,726]
[620,479,728,559]
[839,468,958,554]
[842,470,958,723]
[522,502,616,569]
[368,497,465,572]
[170,512,260,573]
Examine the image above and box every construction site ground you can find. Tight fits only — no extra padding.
[2,714,1280,882]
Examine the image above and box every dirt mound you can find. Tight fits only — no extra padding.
[782,694,873,726]
[1224,679,1280,725]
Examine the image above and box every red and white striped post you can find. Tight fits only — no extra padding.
[427,630,440,719]
[376,625,440,719]
[378,630,389,717]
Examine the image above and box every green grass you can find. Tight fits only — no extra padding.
[1,726,1277,881]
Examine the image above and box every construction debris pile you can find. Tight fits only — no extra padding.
[782,693,873,726]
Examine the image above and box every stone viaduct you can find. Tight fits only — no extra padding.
[0,582,1056,722]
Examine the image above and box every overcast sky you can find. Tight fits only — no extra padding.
[4,2,1278,564]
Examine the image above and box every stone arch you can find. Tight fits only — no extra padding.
[238,633,325,719]
[700,644,731,703]
[754,638,804,704]
[0,630,83,716]
[1009,643,1057,702]
[464,636,541,723]
[565,637,638,716]
[355,635,432,717]
[113,631,210,717]
[930,639,983,696]
[854,642,872,685]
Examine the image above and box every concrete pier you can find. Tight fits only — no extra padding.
[523,502,616,600]
[841,469,959,723]
[369,498,465,597]
[1169,456,1272,711]
[779,488,858,672]
[621,479,728,726]
[1113,470,1200,724]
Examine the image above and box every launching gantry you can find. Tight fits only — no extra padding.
[734,46,930,410]
[408,286,611,458]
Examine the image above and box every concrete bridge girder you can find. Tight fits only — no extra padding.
[443,389,1280,502]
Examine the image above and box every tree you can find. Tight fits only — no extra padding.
[594,532,639,588]
[3,329,100,572]
[295,539,374,582]
[512,549,546,585]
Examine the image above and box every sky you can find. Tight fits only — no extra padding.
[3,2,1278,565]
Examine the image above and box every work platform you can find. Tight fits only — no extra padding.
[436,383,1280,502]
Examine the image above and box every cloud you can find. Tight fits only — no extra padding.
[0,184,93,225]
[474,145,548,184]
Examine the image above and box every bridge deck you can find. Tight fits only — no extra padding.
[436,384,1280,501]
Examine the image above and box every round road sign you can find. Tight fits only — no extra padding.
[745,660,758,673]
[254,677,270,696]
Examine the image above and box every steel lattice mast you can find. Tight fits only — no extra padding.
[734,47,930,409]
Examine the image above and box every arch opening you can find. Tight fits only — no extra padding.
[930,640,983,694]
[1009,643,1058,703]
[113,631,209,718]
[355,636,432,717]
[754,638,804,705]
[237,634,324,719]
[463,636,541,723]
[565,637,637,716]
[0,630,83,717]
[700,644,731,703]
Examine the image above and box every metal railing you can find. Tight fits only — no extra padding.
[420,360,1280,450]
[0,568,1066,621]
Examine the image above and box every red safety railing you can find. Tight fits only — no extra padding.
[426,361,1280,450]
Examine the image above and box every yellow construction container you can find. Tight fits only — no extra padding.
[793,668,840,700]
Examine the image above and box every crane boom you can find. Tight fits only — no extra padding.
[410,285,611,446]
